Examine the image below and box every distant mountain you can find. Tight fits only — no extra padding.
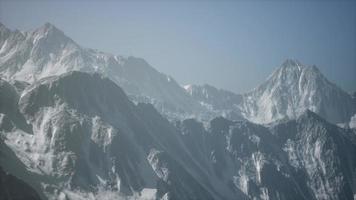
[185,59,356,124]
[241,59,355,124]
[0,22,203,120]
[1,22,355,125]
[183,84,244,121]
[2,21,356,200]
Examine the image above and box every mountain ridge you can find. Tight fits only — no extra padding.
[0,22,205,120]
[185,59,356,124]
[1,22,355,125]
[1,69,356,199]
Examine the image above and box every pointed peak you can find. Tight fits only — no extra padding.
[0,22,5,28]
[0,22,10,32]
[277,59,325,76]
[34,22,64,36]
[281,59,303,68]
[42,22,58,30]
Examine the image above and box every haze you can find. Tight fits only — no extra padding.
[1,0,355,93]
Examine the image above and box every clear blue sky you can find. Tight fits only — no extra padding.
[1,0,355,93]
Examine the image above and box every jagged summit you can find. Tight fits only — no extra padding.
[30,22,72,46]
[1,22,355,125]
[1,22,356,200]
[32,22,63,35]
[241,60,355,124]
[0,22,9,31]
[184,58,355,124]
[0,23,203,119]
[269,59,322,83]
[281,58,303,68]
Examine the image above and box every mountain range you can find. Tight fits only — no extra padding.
[0,22,356,200]
[1,22,355,125]
[185,59,355,125]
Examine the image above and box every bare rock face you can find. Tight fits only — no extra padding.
[178,110,356,200]
[1,70,355,200]
[0,167,41,200]
[0,71,247,200]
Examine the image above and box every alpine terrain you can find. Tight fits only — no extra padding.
[0,22,356,200]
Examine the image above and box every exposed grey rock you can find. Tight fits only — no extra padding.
[0,166,41,200]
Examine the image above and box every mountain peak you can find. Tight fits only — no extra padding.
[278,59,322,76]
[281,59,303,68]
[42,22,59,31]
[0,22,6,29]
[243,58,355,124]
[277,59,305,73]
[0,22,10,33]
[32,22,65,38]
[273,59,325,80]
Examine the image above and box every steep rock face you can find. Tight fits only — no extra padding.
[0,23,203,120]
[178,111,356,200]
[1,71,355,200]
[277,111,356,200]
[240,59,355,124]
[0,71,245,200]
[0,166,42,200]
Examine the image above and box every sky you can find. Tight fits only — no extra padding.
[0,0,355,93]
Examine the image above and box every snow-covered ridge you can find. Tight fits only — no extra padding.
[1,22,355,125]
[185,59,355,124]
[0,22,204,121]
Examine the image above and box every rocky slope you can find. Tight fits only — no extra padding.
[177,110,356,200]
[1,71,355,200]
[1,22,356,200]
[0,166,41,200]
[0,72,245,200]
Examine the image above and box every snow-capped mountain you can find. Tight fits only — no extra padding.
[1,22,354,125]
[185,59,356,125]
[1,22,356,200]
[241,59,355,124]
[0,22,203,120]
[1,71,355,200]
